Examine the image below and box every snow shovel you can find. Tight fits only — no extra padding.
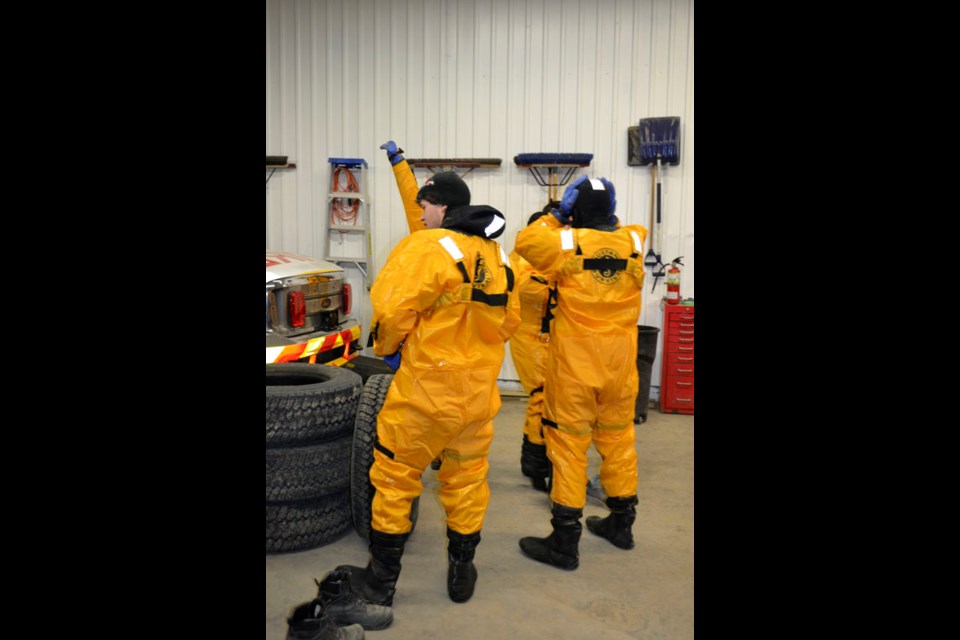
[638,117,680,288]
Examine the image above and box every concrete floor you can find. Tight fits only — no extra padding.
[266,396,694,640]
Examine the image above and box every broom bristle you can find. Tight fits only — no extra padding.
[514,153,593,166]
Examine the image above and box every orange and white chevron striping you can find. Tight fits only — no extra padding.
[265,325,361,366]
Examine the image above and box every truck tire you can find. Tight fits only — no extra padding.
[266,492,352,553]
[266,363,363,446]
[350,374,420,540]
[266,435,352,502]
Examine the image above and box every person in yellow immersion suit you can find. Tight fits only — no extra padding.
[378,139,446,475]
[333,169,521,609]
[509,202,560,492]
[515,175,648,570]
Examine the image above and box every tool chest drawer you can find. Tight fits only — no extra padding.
[660,377,695,412]
[659,303,694,414]
[663,357,695,379]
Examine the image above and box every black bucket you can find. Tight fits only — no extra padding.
[635,325,660,423]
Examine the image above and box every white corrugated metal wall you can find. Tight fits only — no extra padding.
[266,0,694,389]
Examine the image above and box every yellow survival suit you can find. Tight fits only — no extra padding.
[334,165,519,609]
[516,176,647,569]
[384,143,547,490]
[508,205,559,491]
[369,218,520,535]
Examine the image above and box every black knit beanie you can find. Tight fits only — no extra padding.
[416,171,471,209]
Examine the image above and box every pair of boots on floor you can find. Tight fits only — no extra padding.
[287,528,479,639]
[288,497,635,638]
[519,495,638,570]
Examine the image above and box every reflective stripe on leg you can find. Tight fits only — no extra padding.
[437,419,493,534]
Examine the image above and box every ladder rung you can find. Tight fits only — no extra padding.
[327,158,370,283]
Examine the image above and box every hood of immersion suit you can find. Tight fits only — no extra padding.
[441,204,507,239]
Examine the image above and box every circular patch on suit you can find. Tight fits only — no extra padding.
[590,248,623,285]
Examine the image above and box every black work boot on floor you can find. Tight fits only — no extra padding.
[447,528,481,603]
[521,435,552,492]
[315,568,393,630]
[286,601,365,640]
[518,504,582,570]
[586,495,638,550]
[336,529,408,607]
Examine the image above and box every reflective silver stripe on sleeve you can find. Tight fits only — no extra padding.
[560,228,574,251]
[438,236,464,260]
[630,230,642,253]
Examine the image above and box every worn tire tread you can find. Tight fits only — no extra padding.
[266,364,363,446]
[266,436,352,502]
[266,492,352,553]
[350,374,419,540]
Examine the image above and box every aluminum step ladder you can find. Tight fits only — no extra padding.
[325,157,372,286]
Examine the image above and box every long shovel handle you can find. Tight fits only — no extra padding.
[649,164,656,230]
[655,156,663,261]
[656,157,662,225]
[644,165,657,267]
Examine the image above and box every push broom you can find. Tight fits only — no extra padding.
[514,153,594,203]
[638,117,681,291]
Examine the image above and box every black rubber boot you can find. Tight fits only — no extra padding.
[315,568,393,630]
[518,504,582,570]
[530,475,549,492]
[447,528,481,603]
[286,600,365,640]
[521,435,551,492]
[336,530,408,607]
[586,495,638,550]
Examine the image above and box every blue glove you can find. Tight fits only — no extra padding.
[550,206,572,225]
[383,347,402,371]
[607,214,619,227]
[559,175,589,218]
[383,352,401,371]
[379,140,405,166]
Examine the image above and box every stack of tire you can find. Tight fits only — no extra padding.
[266,364,363,553]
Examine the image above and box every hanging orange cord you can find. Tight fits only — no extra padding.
[331,166,360,225]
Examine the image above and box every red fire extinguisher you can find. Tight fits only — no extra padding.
[665,257,684,304]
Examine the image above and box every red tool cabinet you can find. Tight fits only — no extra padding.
[659,303,694,414]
